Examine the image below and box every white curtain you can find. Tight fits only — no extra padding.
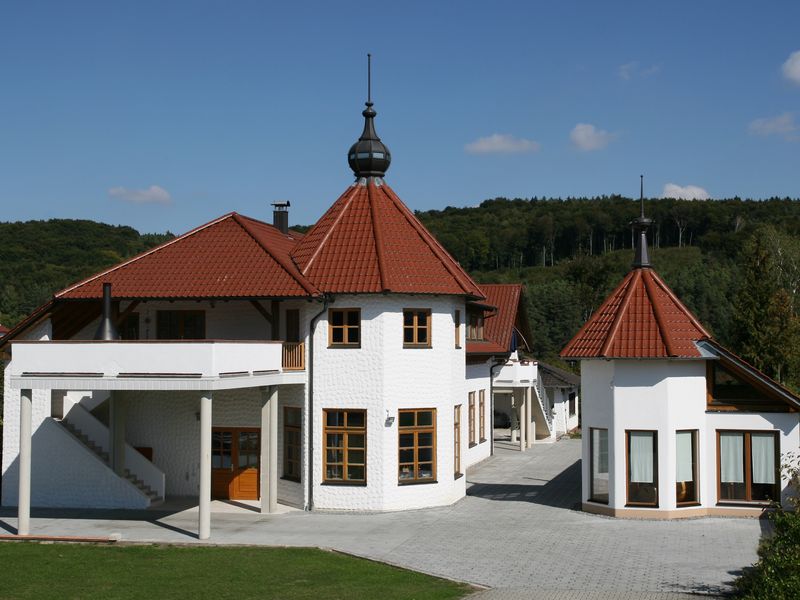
[629,432,654,483]
[751,433,776,484]
[676,431,694,482]
[594,429,608,474]
[720,432,744,483]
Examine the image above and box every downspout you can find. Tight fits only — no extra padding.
[305,294,331,511]
[489,357,506,456]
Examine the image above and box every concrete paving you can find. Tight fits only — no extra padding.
[1,440,764,599]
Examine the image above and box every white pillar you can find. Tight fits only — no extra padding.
[109,393,127,476]
[519,389,526,452]
[260,386,279,514]
[199,392,212,540]
[525,387,533,448]
[18,389,32,536]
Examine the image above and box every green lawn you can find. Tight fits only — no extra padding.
[0,543,473,600]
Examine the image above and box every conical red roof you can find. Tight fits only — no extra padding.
[57,213,319,299]
[560,267,710,359]
[290,180,484,298]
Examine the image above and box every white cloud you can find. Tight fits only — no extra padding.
[748,112,798,140]
[617,61,660,80]
[465,133,541,154]
[570,123,615,151]
[662,183,711,201]
[782,50,800,85]
[108,185,172,205]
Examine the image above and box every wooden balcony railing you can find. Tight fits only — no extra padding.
[282,342,305,371]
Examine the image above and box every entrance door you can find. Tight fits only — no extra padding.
[211,428,260,500]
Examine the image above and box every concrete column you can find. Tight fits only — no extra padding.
[199,392,212,540]
[109,393,127,476]
[18,389,32,536]
[260,386,279,514]
[525,387,533,448]
[519,389,527,452]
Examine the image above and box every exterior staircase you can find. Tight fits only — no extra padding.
[531,377,554,440]
[58,419,164,505]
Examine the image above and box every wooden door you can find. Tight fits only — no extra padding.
[211,428,260,500]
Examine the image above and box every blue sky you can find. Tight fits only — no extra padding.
[1,1,799,234]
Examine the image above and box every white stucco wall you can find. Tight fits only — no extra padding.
[312,294,467,511]
[465,361,492,470]
[580,358,800,514]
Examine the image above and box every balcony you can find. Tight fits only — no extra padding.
[494,359,538,388]
[8,340,305,392]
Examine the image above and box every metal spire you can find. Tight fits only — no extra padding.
[347,53,391,179]
[631,175,652,268]
[367,53,371,104]
[640,174,644,218]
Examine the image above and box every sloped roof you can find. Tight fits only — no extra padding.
[466,283,532,356]
[0,324,9,336]
[538,361,580,388]
[57,213,319,300]
[291,180,484,298]
[561,267,710,359]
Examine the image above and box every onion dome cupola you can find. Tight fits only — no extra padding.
[348,54,391,180]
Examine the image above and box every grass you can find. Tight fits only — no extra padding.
[0,542,473,600]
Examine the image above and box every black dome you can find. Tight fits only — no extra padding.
[348,101,391,178]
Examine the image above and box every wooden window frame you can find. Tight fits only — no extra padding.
[322,409,367,485]
[283,407,301,482]
[403,309,431,348]
[466,312,484,342]
[468,392,476,447]
[676,429,699,506]
[589,427,609,504]
[156,309,206,340]
[479,390,486,443]
[716,430,780,505]
[454,405,462,479]
[625,430,659,507]
[398,408,437,484]
[454,309,462,349]
[328,308,361,348]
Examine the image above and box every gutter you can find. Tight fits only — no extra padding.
[305,294,331,511]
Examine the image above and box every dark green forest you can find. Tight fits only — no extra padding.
[2,195,800,389]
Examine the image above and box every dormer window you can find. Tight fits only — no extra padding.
[467,312,484,341]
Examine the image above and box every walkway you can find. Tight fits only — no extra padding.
[0,440,764,598]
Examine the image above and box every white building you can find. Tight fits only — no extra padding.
[0,95,552,539]
[561,216,800,518]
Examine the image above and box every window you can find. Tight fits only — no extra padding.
[120,312,140,340]
[468,392,476,446]
[283,407,301,481]
[718,431,779,503]
[398,409,436,483]
[676,430,698,505]
[627,430,658,506]
[328,309,360,347]
[590,428,609,504]
[454,405,462,478]
[156,310,205,339]
[454,309,461,349]
[467,312,484,341]
[285,309,300,343]
[403,309,431,347]
[568,392,577,417]
[479,390,486,443]
[323,410,366,484]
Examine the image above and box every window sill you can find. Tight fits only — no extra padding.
[321,481,367,487]
[469,442,477,448]
[716,500,774,508]
[587,498,609,505]
[625,503,659,508]
[403,344,431,349]
[281,476,300,483]
[454,472,463,481]
[398,479,438,486]
[676,501,701,508]
[327,344,361,349]
[479,438,487,444]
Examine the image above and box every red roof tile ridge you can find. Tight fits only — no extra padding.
[367,182,389,292]
[55,212,239,298]
[229,213,321,297]
[297,184,361,276]
[381,184,484,299]
[642,269,677,356]
[600,269,641,356]
[649,269,711,338]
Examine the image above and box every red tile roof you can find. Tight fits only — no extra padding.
[466,284,532,356]
[0,324,9,335]
[291,181,484,298]
[57,213,319,299]
[560,267,710,359]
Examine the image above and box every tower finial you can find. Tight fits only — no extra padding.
[631,174,653,268]
[347,53,391,179]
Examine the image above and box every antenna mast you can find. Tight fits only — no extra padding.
[640,174,644,218]
[367,53,372,103]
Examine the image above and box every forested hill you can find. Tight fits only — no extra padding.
[0,220,173,326]
[2,196,800,389]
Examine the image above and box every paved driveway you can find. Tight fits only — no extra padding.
[1,440,764,599]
